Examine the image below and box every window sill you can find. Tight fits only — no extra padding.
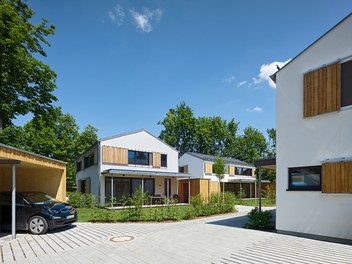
[286,188,321,191]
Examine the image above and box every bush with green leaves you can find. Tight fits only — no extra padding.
[190,192,236,216]
[68,192,99,208]
[244,207,274,230]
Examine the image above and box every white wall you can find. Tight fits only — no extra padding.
[179,153,255,182]
[276,15,352,239]
[100,130,179,173]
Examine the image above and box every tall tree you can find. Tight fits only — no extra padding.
[158,102,196,156]
[266,128,276,157]
[0,107,98,188]
[0,0,57,128]
[236,126,267,164]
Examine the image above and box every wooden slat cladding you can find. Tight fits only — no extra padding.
[183,165,188,173]
[204,163,213,174]
[304,63,341,118]
[153,152,161,167]
[229,166,235,176]
[102,146,128,165]
[322,161,352,193]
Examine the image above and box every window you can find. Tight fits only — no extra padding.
[76,161,82,172]
[84,152,94,169]
[341,60,352,108]
[128,150,150,165]
[161,154,167,167]
[105,177,154,204]
[288,166,321,191]
[179,166,184,173]
[235,167,253,176]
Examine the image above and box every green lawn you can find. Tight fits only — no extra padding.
[234,198,276,207]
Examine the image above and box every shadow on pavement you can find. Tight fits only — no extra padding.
[206,214,249,228]
[206,209,276,229]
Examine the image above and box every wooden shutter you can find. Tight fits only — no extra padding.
[86,178,91,193]
[304,63,341,118]
[322,161,352,193]
[204,163,213,174]
[153,152,161,167]
[184,165,188,173]
[77,180,82,192]
[102,146,128,164]
[229,166,235,176]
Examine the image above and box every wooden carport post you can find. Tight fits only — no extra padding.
[0,160,21,239]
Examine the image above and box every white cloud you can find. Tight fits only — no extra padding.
[222,76,236,84]
[130,8,163,32]
[256,59,291,88]
[246,106,263,113]
[108,4,125,26]
[237,81,247,87]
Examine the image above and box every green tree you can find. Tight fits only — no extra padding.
[236,126,267,164]
[266,128,276,157]
[0,107,98,188]
[213,157,225,202]
[0,0,56,128]
[158,102,196,156]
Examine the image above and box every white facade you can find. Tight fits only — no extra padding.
[179,152,256,182]
[276,14,352,240]
[76,130,182,205]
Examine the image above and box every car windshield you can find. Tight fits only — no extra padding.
[21,192,59,205]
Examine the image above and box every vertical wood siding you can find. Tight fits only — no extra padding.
[322,161,352,193]
[204,163,213,174]
[152,152,161,167]
[102,146,128,165]
[304,63,341,118]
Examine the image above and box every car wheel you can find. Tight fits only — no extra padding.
[28,216,48,235]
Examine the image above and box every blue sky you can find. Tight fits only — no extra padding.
[19,0,352,138]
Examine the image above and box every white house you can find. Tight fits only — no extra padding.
[272,13,352,241]
[75,129,189,205]
[178,152,256,200]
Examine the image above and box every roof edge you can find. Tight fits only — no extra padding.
[273,12,352,78]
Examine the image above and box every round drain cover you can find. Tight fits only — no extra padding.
[109,235,134,242]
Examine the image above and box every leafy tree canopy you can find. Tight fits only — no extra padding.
[0,107,98,188]
[0,0,57,128]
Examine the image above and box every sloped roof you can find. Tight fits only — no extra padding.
[271,12,352,83]
[99,128,177,152]
[186,152,253,167]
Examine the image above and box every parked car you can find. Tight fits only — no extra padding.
[0,192,77,235]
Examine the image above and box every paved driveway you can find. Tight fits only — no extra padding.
[0,210,351,264]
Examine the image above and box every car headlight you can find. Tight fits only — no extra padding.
[49,208,59,214]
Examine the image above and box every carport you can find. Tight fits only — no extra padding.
[0,144,66,239]
[254,157,276,212]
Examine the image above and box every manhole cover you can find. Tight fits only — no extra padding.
[109,235,134,242]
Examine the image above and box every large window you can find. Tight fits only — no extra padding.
[288,166,321,191]
[105,177,155,204]
[235,167,252,176]
[128,150,151,165]
[341,59,352,108]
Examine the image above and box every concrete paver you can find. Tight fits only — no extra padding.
[0,210,351,263]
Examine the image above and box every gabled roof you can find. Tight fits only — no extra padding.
[186,152,253,167]
[99,128,177,152]
[270,12,352,83]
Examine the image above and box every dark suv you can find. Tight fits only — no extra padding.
[0,192,77,235]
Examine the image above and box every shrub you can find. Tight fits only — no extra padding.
[91,209,115,222]
[244,207,274,230]
[68,192,99,208]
